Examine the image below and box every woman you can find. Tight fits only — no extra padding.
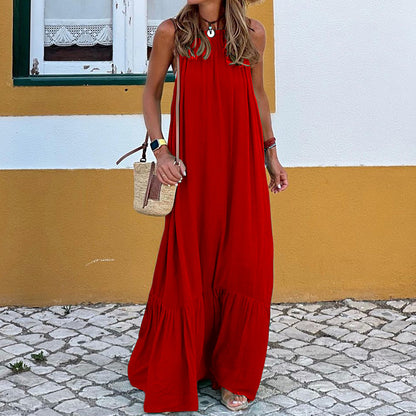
[128,0,288,412]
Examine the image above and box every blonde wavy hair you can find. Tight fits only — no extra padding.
[174,0,261,67]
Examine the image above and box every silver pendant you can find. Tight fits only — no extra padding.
[207,27,215,38]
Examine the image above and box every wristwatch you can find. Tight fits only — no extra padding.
[150,138,167,152]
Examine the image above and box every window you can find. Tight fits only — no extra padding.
[13,0,186,86]
[30,0,146,75]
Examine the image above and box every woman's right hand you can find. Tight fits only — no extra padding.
[154,146,187,186]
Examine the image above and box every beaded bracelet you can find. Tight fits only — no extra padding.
[264,137,276,150]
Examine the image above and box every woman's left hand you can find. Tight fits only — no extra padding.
[265,148,288,193]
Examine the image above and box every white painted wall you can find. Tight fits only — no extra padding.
[273,0,416,167]
[1,0,415,169]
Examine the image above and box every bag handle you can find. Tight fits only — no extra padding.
[116,18,181,166]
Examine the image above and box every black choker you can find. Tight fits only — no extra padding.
[200,14,225,38]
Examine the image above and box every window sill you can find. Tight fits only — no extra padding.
[13,72,175,87]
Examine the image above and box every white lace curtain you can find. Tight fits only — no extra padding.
[148,0,186,46]
[44,0,113,47]
[43,0,186,48]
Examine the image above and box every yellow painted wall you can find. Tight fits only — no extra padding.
[1,166,415,307]
[0,1,274,116]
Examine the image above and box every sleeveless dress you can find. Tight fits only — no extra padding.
[128,26,274,413]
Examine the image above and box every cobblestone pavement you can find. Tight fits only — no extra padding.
[0,298,415,416]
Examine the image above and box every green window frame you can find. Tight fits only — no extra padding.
[12,0,175,86]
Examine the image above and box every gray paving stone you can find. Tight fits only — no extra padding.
[266,394,297,408]
[3,343,34,355]
[14,395,44,412]
[49,328,79,339]
[85,369,123,384]
[308,380,338,392]
[293,345,336,359]
[382,381,413,394]
[395,400,416,412]
[7,371,46,387]
[343,320,373,333]
[325,355,357,367]
[403,302,416,313]
[341,331,367,343]
[305,313,333,323]
[78,325,110,338]
[286,403,321,415]
[280,327,314,342]
[372,390,402,403]
[293,321,327,334]
[27,381,64,396]
[381,320,412,334]
[343,346,369,360]
[348,380,379,394]
[350,397,382,410]
[310,395,337,409]
[386,300,408,309]
[78,386,113,400]
[321,326,350,339]
[96,395,131,408]
[36,339,66,352]
[344,299,378,311]
[0,379,15,390]
[327,388,364,403]
[0,387,26,402]
[43,387,76,403]
[1,323,22,336]
[297,303,321,312]
[327,403,356,415]
[371,405,402,416]
[32,409,62,416]
[382,363,411,377]
[266,376,301,394]
[288,387,320,402]
[363,371,396,384]
[53,398,91,413]
[324,370,360,384]
[368,329,396,339]
[291,370,322,383]
[371,348,410,363]
[46,370,75,383]
[393,331,416,343]
[347,363,374,376]
[361,338,396,350]
[369,309,406,321]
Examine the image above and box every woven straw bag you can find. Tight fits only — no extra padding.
[116,54,181,217]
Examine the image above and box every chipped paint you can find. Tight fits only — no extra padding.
[31,58,39,75]
[85,258,115,267]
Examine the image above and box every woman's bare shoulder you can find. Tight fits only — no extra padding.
[247,18,265,38]
[247,18,266,53]
[153,18,176,48]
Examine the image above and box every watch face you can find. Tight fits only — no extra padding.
[150,140,159,151]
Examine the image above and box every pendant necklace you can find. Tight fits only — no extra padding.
[200,14,225,38]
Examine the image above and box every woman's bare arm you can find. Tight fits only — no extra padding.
[143,19,175,141]
[249,19,288,193]
[144,19,186,185]
[249,19,275,143]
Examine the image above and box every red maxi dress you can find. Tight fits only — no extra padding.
[128,27,274,413]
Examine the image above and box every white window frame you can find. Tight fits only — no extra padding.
[30,0,147,75]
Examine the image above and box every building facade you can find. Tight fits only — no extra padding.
[1,0,415,306]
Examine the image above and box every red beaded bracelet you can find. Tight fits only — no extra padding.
[264,137,276,150]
